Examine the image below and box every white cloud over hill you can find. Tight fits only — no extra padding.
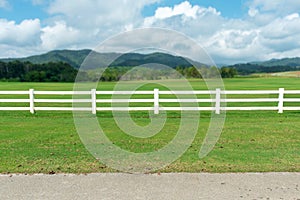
[0,0,300,64]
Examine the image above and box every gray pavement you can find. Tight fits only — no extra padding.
[0,173,299,200]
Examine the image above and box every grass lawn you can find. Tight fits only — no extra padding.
[253,71,300,78]
[0,77,300,173]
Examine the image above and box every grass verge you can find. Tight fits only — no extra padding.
[0,110,299,174]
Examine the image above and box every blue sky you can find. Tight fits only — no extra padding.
[143,0,247,18]
[2,0,246,22]
[1,0,300,64]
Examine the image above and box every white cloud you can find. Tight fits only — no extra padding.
[247,0,300,17]
[1,0,300,64]
[41,21,80,50]
[248,8,258,17]
[48,0,160,29]
[261,14,300,39]
[154,1,201,19]
[245,0,300,27]
[0,44,43,58]
[144,1,220,27]
[143,1,223,40]
[0,0,9,8]
[0,18,42,58]
[0,19,41,46]
[258,14,300,58]
[202,29,267,63]
[1,0,163,58]
[32,0,44,6]
[285,13,299,21]
[44,0,162,49]
[141,1,300,63]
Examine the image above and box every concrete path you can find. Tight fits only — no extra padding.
[1,173,299,200]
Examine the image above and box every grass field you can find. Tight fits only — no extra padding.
[1,77,300,90]
[253,71,300,78]
[0,77,300,173]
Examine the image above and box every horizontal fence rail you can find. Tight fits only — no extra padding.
[0,88,300,114]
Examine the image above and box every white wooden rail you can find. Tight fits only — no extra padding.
[0,88,300,114]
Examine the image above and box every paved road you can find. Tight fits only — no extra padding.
[1,173,299,200]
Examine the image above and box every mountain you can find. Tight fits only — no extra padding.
[227,57,300,75]
[1,50,206,69]
[251,57,300,67]
[3,50,299,74]
[1,49,92,68]
[109,52,203,68]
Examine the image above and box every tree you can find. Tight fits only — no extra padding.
[220,67,237,78]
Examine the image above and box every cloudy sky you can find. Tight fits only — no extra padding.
[0,0,300,64]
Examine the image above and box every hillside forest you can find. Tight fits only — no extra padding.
[0,60,237,82]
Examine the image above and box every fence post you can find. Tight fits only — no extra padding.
[91,89,97,114]
[29,89,35,114]
[215,88,221,114]
[154,88,159,114]
[278,88,284,114]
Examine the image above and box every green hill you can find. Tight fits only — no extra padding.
[2,49,92,68]
[3,49,299,75]
[227,57,300,75]
[1,50,205,69]
[251,57,300,67]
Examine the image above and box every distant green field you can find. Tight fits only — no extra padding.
[253,71,300,78]
[1,77,300,90]
[0,77,300,173]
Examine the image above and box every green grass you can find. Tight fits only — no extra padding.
[0,77,300,173]
[253,71,300,78]
[1,77,300,91]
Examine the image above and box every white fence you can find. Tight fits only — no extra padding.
[0,88,300,114]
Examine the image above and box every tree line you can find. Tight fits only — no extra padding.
[86,66,237,81]
[0,61,79,82]
[0,60,237,82]
[227,63,299,75]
